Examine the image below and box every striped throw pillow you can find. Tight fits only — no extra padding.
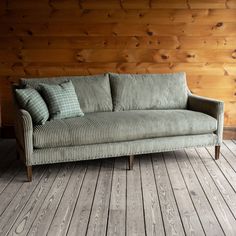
[39,81,84,120]
[15,88,49,125]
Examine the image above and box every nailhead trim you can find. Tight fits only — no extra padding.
[31,142,217,165]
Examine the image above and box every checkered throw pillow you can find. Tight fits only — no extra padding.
[39,80,84,120]
[15,88,49,125]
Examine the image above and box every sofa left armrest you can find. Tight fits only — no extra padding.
[188,94,224,144]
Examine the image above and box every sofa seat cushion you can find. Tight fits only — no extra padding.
[33,110,217,149]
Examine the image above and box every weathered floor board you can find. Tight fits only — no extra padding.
[0,139,236,236]
[152,153,185,236]
[126,157,146,236]
[186,148,236,235]
[106,158,126,236]
[175,150,224,236]
[164,151,205,236]
[140,155,165,236]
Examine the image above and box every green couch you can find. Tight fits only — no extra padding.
[13,72,224,181]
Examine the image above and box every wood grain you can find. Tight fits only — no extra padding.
[3,9,236,24]
[47,163,87,236]
[224,139,236,155]
[163,151,205,236]
[67,161,100,236]
[0,166,46,235]
[86,159,114,236]
[185,148,236,235]
[0,0,235,127]
[7,165,59,236]
[107,158,126,236]
[152,153,185,236]
[204,146,236,191]
[126,157,146,236]
[195,147,236,219]
[0,141,236,235]
[140,155,165,236]
[175,150,224,236]
[27,163,73,236]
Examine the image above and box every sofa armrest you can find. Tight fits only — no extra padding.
[14,108,33,165]
[188,94,224,144]
[12,83,33,166]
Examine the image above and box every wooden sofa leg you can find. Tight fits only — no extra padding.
[129,155,134,170]
[26,166,32,182]
[215,146,220,160]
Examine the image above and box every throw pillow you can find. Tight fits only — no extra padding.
[15,88,49,125]
[39,81,84,120]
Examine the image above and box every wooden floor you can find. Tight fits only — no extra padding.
[0,140,236,236]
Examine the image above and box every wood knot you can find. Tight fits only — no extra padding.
[27,30,33,36]
[161,55,169,60]
[139,13,144,18]
[216,22,223,28]
[147,31,153,36]
[76,53,85,62]
[187,54,195,58]
[83,31,89,36]
[76,58,85,63]
[232,49,236,59]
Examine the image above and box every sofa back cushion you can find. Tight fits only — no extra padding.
[109,72,188,111]
[20,74,112,113]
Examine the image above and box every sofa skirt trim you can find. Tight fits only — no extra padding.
[29,133,217,166]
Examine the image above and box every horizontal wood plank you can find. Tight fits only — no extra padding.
[0,0,235,126]
[1,48,235,63]
[1,36,236,50]
[1,23,236,37]
[2,9,236,24]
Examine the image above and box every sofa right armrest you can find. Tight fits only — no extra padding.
[188,94,224,145]
[13,88,34,165]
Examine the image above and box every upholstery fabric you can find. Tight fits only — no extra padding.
[13,73,224,169]
[109,72,188,111]
[33,110,217,149]
[30,134,217,165]
[20,74,113,113]
[15,109,33,165]
[15,88,49,125]
[39,81,84,120]
[188,94,224,145]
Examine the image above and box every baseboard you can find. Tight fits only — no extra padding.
[223,127,236,139]
[1,125,235,140]
[0,126,15,138]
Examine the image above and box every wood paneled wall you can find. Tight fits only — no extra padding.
[0,0,236,127]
